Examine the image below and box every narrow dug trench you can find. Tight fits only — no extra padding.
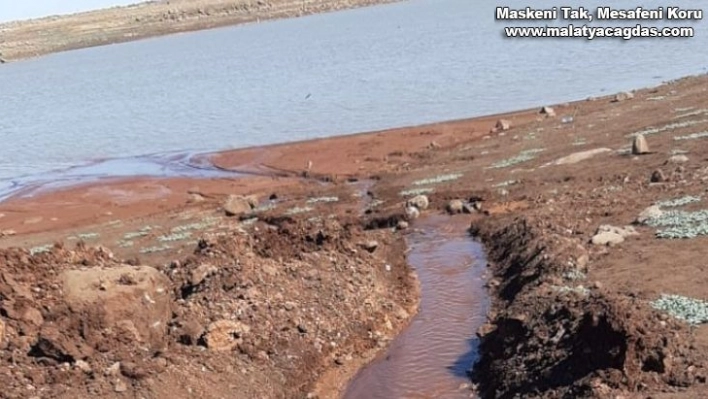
[344,215,489,399]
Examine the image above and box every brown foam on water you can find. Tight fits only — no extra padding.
[343,215,488,399]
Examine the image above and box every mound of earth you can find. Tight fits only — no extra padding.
[0,216,416,398]
[470,216,708,398]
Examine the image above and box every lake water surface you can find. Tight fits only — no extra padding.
[0,0,706,190]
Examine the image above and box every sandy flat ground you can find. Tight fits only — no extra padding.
[1,74,708,398]
[0,0,400,62]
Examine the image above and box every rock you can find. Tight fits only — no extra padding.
[105,362,122,377]
[494,119,511,132]
[636,205,663,224]
[549,148,612,166]
[405,206,420,220]
[0,229,16,237]
[244,194,260,208]
[0,318,5,348]
[476,323,496,338]
[461,203,476,214]
[189,263,218,286]
[359,241,379,253]
[61,265,172,353]
[114,380,128,393]
[406,195,429,210]
[396,220,409,230]
[120,361,148,380]
[177,320,204,345]
[591,232,624,246]
[187,193,205,203]
[75,360,92,374]
[429,141,441,149]
[668,154,689,164]
[284,301,297,311]
[446,199,465,214]
[204,320,250,351]
[651,169,666,183]
[632,134,650,155]
[540,106,556,117]
[613,91,634,102]
[223,195,253,216]
[597,224,638,238]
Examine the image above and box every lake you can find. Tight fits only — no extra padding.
[0,0,706,194]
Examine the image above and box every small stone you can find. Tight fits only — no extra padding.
[359,241,379,253]
[396,220,409,230]
[540,106,556,117]
[636,205,663,224]
[446,200,464,214]
[613,91,634,102]
[0,229,16,237]
[650,169,666,183]
[429,141,441,149]
[75,360,92,374]
[0,318,6,348]
[284,301,297,311]
[297,324,308,334]
[204,320,250,351]
[476,323,496,338]
[405,206,420,220]
[406,195,429,210]
[632,134,650,155]
[494,119,511,131]
[114,380,128,393]
[189,263,218,286]
[668,154,689,164]
[187,193,205,203]
[223,195,252,216]
[591,232,625,246]
[593,281,603,290]
[105,362,122,377]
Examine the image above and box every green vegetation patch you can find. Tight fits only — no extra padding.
[411,173,463,186]
[652,294,708,325]
[487,148,545,169]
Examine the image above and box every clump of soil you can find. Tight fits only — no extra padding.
[0,216,416,398]
[471,216,708,398]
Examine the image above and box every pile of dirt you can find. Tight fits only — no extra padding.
[470,216,708,398]
[0,216,416,398]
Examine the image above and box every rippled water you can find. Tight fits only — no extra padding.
[0,0,706,190]
[344,216,489,399]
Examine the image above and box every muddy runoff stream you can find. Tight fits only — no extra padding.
[344,215,489,399]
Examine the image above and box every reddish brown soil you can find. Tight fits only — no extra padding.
[2,74,708,398]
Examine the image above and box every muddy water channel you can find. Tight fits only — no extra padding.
[344,216,488,399]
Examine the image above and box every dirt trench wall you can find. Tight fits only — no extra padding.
[470,215,708,399]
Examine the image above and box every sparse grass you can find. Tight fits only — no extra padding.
[171,217,220,233]
[671,149,689,155]
[655,195,701,208]
[123,225,154,240]
[158,232,192,242]
[399,187,434,197]
[118,240,135,248]
[562,269,587,281]
[651,294,708,325]
[487,148,545,169]
[674,131,708,141]
[675,109,708,119]
[29,244,53,255]
[552,285,589,296]
[306,196,339,204]
[643,208,708,239]
[646,96,666,101]
[411,173,463,186]
[77,232,99,240]
[252,203,276,213]
[240,217,258,226]
[285,206,313,215]
[139,244,171,254]
[626,119,708,138]
[493,180,517,188]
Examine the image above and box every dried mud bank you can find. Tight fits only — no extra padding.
[0,0,401,62]
[470,215,708,398]
[0,213,418,399]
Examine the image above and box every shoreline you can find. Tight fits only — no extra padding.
[1,74,708,397]
[0,0,402,63]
